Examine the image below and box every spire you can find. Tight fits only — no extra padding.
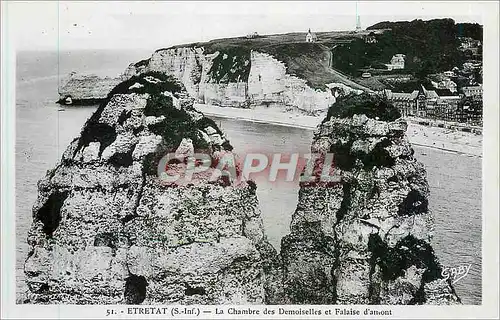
[356,16,361,30]
[355,2,361,30]
[421,84,427,94]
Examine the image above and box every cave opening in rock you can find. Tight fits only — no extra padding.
[124,274,148,304]
[368,233,442,283]
[36,190,69,237]
[75,122,117,157]
[398,189,429,216]
[184,283,207,296]
[117,109,132,125]
[107,150,134,168]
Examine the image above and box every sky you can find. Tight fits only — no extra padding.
[3,1,484,51]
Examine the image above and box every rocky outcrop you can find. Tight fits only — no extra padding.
[29,73,460,305]
[58,73,123,105]
[24,72,281,304]
[279,94,461,305]
[124,47,335,114]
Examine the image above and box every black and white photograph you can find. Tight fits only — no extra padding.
[1,1,498,319]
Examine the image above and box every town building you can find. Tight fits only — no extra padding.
[384,85,465,122]
[416,85,463,120]
[383,89,419,117]
[425,95,462,122]
[305,29,317,43]
[384,81,482,124]
[458,37,482,52]
[246,32,259,39]
[462,85,483,99]
[385,54,405,70]
[431,78,457,93]
[364,32,378,44]
[456,96,483,125]
[443,71,455,77]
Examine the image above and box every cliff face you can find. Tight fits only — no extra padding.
[58,74,123,103]
[248,51,335,114]
[124,48,249,108]
[279,94,461,305]
[28,71,460,305]
[24,72,281,304]
[124,47,335,114]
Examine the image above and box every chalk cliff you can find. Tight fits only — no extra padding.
[27,72,460,305]
[124,47,335,115]
[248,51,335,114]
[279,94,461,305]
[24,72,281,304]
[58,73,123,104]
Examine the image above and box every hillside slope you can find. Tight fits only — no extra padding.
[331,19,483,77]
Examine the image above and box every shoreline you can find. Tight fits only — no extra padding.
[194,104,482,157]
[195,104,323,130]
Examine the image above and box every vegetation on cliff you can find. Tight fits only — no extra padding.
[134,58,151,68]
[324,93,401,122]
[73,71,231,176]
[369,20,483,40]
[332,19,482,77]
[207,48,251,84]
[260,42,338,90]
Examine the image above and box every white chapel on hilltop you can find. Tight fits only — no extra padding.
[306,29,317,43]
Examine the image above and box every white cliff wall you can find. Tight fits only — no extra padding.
[124,48,248,108]
[199,82,248,107]
[248,51,335,114]
[124,48,335,114]
[147,47,204,100]
[247,51,286,104]
[198,52,248,108]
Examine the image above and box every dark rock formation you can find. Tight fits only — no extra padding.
[25,72,280,304]
[279,94,461,305]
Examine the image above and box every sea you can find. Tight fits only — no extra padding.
[14,50,482,304]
